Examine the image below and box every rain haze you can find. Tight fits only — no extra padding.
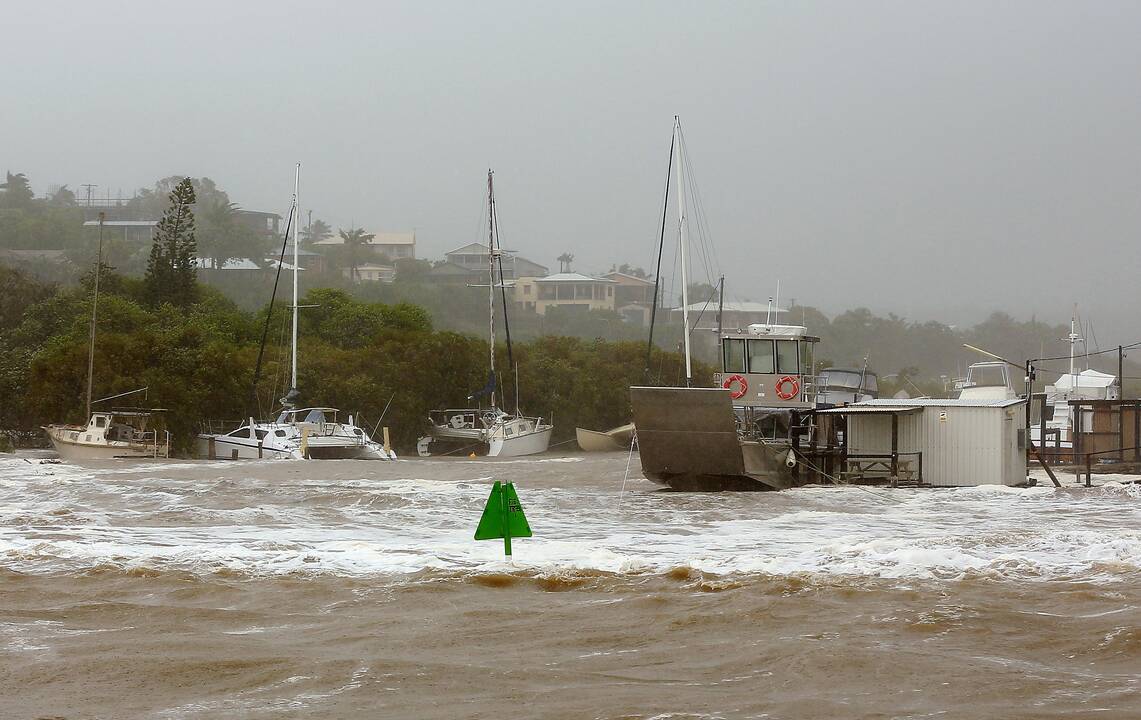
[6,1,1140,338]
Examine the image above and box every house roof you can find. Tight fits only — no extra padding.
[534,272,615,283]
[445,242,492,255]
[604,271,654,285]
[82,220,158,227]
[314,231,415,246]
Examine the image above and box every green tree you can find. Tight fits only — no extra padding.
[0,171,34,208]
[47,185,77,207]
[145,178,198,306]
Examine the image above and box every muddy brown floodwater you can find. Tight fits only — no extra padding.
[2,452,1139,718]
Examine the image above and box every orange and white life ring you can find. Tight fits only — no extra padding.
[722,374,748,400]
[775,375,800,401]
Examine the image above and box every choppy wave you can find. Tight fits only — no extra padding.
[1,455,1139,584]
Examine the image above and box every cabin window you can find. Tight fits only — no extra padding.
[274,430,287,437]
[353,428,362,436]
[776,340,799,374]
[255,429,268,440]
[722,338,746,373]
[747,339,775,374]
[799,341,814,377]
[95,416,107,428]
[227,426,249,438]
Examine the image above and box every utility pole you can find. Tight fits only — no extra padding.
[81,184,97,207]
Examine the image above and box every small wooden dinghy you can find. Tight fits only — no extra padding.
[576,423,635,451]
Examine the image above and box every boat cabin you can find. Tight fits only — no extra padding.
[716,324,818,408]
[958,361,1018,401]
[816,368,879,407]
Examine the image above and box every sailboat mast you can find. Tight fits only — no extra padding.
[675,116,693,387]
[85,212,105,418]
[291,163,300,391]
[487,169,497,409]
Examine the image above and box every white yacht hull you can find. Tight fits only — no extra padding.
[196,435,301,460]
[487,426,553,457]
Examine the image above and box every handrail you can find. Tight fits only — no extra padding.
[1075,445,1141,487]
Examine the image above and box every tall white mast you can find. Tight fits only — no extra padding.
[487,169,497,409]
[291,163,300,391]
[675,116,693,386]
[1068,304,1080,383]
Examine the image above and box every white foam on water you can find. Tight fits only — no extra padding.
[1,457,1139,582]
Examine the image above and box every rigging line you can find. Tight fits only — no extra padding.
[645,125,676,380]
[676,122,722,283]
[688,285,722,334]
[250,203,295,413]
[1033,340,1141,362]
[617,429,638,512]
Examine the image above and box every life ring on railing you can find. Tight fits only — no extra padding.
[722,374,748,400]
[775,375,800,401]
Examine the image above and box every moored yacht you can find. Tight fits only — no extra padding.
[417,170,552,458]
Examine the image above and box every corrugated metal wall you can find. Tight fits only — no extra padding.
[847,404,1027,486]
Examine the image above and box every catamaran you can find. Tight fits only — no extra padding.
[196,165,396,461]
[417,170,553,458]
[44,214,171,461]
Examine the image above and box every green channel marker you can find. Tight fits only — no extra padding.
[474,480,532,558]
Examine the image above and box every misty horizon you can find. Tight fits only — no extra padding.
[5,1,1139,339]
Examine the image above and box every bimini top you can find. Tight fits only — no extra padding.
[1051,369,1118,391]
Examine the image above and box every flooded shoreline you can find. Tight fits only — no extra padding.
[2,453,1139,717]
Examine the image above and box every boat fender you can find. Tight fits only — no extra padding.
[722,374,748,400]
[785,449,797,468]
[775,375,800,401]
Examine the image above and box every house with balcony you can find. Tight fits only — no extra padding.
[514,273,616,315]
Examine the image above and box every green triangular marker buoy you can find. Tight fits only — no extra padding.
[475,480,532,557]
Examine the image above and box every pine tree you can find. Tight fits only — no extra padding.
[145,177,198,306]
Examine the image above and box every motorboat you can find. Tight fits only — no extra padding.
[46,409,170,461]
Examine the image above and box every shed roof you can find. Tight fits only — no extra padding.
[846,398,1024,409]
[816,405,922,415]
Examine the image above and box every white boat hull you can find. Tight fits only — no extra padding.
[196,435,301,460]
[46,425,165,461]
[487,426,553,457]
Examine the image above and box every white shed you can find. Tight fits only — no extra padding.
[821,398,1028,487]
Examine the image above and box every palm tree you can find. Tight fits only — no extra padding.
[338,227,375,282]
[300,218,332,249]
[557,252,574,273]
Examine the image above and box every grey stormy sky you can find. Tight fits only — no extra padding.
[5,1,1140,339]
